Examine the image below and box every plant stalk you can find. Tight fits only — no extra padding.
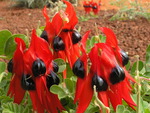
[94,86,110,113]
[136,55,141,113]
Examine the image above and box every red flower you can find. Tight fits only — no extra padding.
[8,30,64,113]
[73,30,91,103]
[83,0,101,14]
[92,2,100,15]
[42,1,81,78]
[99,27,135,81]
[7,38,26,104]
[83,1,92,14]
[74,31,136,113]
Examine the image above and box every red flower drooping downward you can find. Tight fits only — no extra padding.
[42,1,82,78]
[73,28,136,113]
[83,0,101,14]
[7,30,64,113]
[83,0,92,14]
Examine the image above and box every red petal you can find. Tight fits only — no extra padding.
[13,77,25,103]
[52,13,63,35]
[124,69,136,82]
[74,78,86,103]
[108,85,122,110]
[43,6,50,22]
[45,21,55,43]
[30,30,53,63]
[29,91,45,113]
[99,27,118,48]
[8,38,26,104]
[121,81,136,107]
[63,0,78,29]
[35,76,64,113]
[89,44,99,72]
[98,92,109,107]
[76,75,93,113]
[81,30,91,50]
[7,76,25,104]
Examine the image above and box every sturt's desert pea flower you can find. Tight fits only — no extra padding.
[83,0,101,14]
[7,30,64,113]
[42,1,82,78]
[74,29,136,113]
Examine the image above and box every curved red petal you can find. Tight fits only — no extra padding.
[43,6,50,22]
[74,78,86,103]
[121,81,136,107]
[8,38,26,104]
[98,91,109,107]
[63,0,78,29]
[99,27,118,48]
[81,30,91,50]
[108,85,122,110]
[29,91,45,113]
[52,13,63,35]
[76,75,93,113]
[31,30,53,63]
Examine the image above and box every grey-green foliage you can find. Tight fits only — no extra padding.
[11,0,51,8]
[110,0,150,21]
[11,0,77,8]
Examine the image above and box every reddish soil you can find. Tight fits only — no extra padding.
[0,1,150,63]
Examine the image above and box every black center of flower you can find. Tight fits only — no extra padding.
[92,74,108,92]
[83,5,91,8]
[53,36,65,52]
[21,74,35,90]
[121,50,129,66]
[109,66,125,84]
[92,6,97,9]
[7,59,13,73]
[46,71,60,89]
[32,59,46,77]
[72,59,85,79]
[40,30,48,42]
[62,29,73,32]
[52,61,59,73]
[72,30,82,44]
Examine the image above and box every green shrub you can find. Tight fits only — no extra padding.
[110,0,150,21]
[11,0,53,8]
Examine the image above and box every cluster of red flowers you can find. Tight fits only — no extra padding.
[83,0,101,14]
[73,27,136,113]
[7,1,136,113]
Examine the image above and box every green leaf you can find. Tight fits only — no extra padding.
[116,105,125,113]
[99,35,106,43]
[131,61,144,74]
[0,96,13,103]
[36,28,42,37]
[85,106,99,113]
[54,58,66,73]
[2,102,30,113]
[144,108,150,113]
[66,63,74,78]
[0,62,6,74]
[0,72,7,83]
[0,30,12,55]
[65,79,74,93]
[50,85,66,99]
[123,110,130,113]
[125,61,130,70]
[4,34,29,58]
[145,45,150,72]
[143,72,150,77]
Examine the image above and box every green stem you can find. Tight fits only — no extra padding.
[140,77,150,81]
[0,55,8,59]
[93,86,110,113]
[136,55,141,113]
